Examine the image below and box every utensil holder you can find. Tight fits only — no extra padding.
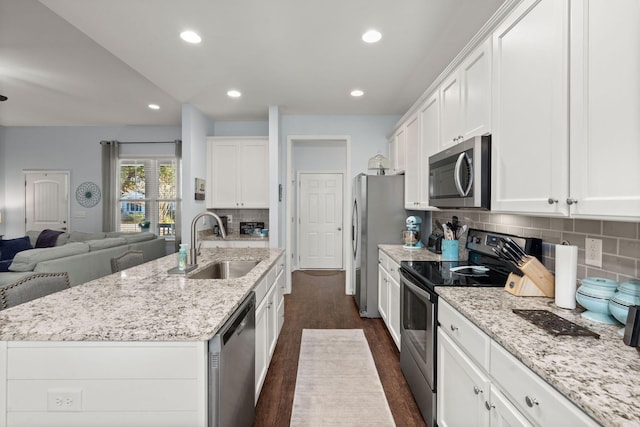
[441,240,459,261]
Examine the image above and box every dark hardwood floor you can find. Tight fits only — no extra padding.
[254,270,427,427]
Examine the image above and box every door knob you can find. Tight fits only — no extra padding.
[547,198,558,204]
[566,198,578,205]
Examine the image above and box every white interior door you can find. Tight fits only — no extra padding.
[298,172,343,269]
[25,171,70,232]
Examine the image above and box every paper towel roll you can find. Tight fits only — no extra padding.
[555,244,578,309]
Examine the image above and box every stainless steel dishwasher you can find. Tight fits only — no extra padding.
[208,292,255,427]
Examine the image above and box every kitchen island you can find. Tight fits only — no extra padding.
[0,247,284,426]
[437,287,640,427]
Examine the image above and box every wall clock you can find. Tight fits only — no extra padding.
[76,181,101,208]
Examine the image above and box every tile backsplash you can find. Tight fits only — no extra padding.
[208,209,269,234]
[432,210,640,283]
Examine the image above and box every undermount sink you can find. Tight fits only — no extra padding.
[188,260,260,280]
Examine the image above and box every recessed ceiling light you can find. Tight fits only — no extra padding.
[362,30,382,43]
[227,90,242,98]
[350,89,364,97]
[180,30,202,44]
[148,104,160,110]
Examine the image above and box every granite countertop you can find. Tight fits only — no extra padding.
[200,231,269,242]
[437,287,640,427]
[0,248,284,342]
[378,244,442,263]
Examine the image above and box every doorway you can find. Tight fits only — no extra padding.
[24,170,70,233]
[297,172,344,269]
[286,136,351,294]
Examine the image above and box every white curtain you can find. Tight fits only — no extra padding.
[100,140,119,232]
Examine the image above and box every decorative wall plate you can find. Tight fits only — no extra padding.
[76,181,101,208]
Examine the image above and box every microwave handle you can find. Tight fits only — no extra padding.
[454,152,473,197]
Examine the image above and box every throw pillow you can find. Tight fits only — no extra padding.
[35,229,64,248]
[0,259,12,272]
[0,236,33,261]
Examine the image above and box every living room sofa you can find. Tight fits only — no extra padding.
[0,230,166,288]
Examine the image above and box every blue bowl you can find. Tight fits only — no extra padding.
[609,280,640,334]
[575,277,619,324]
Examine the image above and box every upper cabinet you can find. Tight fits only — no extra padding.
[439,39,492,150]
[403,113,422,208]
[568,0,640,220]
[491,0,570,215]
[389,126,406,174]
[206,137,269,209]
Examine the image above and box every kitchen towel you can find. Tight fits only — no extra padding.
[555,244,578,309]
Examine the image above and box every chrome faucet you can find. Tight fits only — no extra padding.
[190,211,227,266]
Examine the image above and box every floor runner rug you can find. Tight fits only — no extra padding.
[290,329,395,426]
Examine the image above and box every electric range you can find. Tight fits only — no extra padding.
[398,228,542,427]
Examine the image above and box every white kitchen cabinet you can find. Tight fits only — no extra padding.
[439,38,492,150]
[491,0,570,216]
[389,126,406,174]
[254,255,285,402]
[403,113,422,208]
[437,329,492,427]
[568,0,640,220]
[438,300,598,427]
[377,250,400,351]
[418,91,440,208]
[206,137,269,209]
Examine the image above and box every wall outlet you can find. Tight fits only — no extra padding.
[227,215,233,223]
[585,238,603,268]
[47,388,82,412]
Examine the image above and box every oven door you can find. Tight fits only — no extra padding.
[400,268,437,390]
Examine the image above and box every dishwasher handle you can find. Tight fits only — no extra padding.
[221,293,255,345]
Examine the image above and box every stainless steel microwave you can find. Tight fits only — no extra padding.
[428,135,491,209]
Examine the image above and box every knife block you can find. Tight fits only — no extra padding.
[511,256,555,297]
[504,272,548,297]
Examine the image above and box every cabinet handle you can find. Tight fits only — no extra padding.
[525,396,539,407]
[547,198,558,204]
[450,324,458,332]
[473,386,483,395]
[566,198,578,205]
[485,401,495,411]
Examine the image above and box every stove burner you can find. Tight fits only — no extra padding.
[512,309,600,338]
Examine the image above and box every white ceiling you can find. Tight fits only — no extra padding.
[0,0,506,126]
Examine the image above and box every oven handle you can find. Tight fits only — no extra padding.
[400,268,437,303]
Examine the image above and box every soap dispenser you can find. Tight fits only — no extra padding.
[178,244,188,271]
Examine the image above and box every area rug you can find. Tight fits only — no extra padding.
[290,329,396,426]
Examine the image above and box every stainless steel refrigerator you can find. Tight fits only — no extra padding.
[352,173,406,318]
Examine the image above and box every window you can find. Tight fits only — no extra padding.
[118,157,177,238]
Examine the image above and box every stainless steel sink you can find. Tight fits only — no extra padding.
[188,260,260,280]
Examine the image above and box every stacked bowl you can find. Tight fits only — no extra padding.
[576,277,620,324]
[609,280,640,335]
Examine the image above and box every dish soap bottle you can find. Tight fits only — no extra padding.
[178,244,188,271]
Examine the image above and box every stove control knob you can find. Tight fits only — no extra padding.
[475,237,482,244]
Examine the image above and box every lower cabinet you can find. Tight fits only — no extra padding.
[438,300,599,427]
[254,255,285,403]
[377,250,401,351]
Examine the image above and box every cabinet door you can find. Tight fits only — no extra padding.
[391,127,406,174]
[240,140,269,208]
[403,114,422,208]
[419,92,440,208]
[461,38,492,140]
[387,273,401,351]
[569,0,640,220]
[489,387,534,427]
[255,299,269,403]
[491,0,570,215]
[275,270,285,334]
[437,329,491,427]
[209,141,240,208]
[440,72,463,149]
[377,265,389,322]
[266,283,278,358]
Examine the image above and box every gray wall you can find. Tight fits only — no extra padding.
[0,125,5,236]
[1,125,181,238]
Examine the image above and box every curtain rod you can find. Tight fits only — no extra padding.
[100,140,182,145]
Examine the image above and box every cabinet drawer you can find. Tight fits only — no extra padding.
[490,341,599,427]
[254,277,268,305]
[276,255,285,276]
[387,259,400,284]
[438,300,490,370]
[378,250,389,271]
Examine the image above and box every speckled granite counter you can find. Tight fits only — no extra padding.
[378,244,442,263]
[0,248,284,342]
[437,287,640,427]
